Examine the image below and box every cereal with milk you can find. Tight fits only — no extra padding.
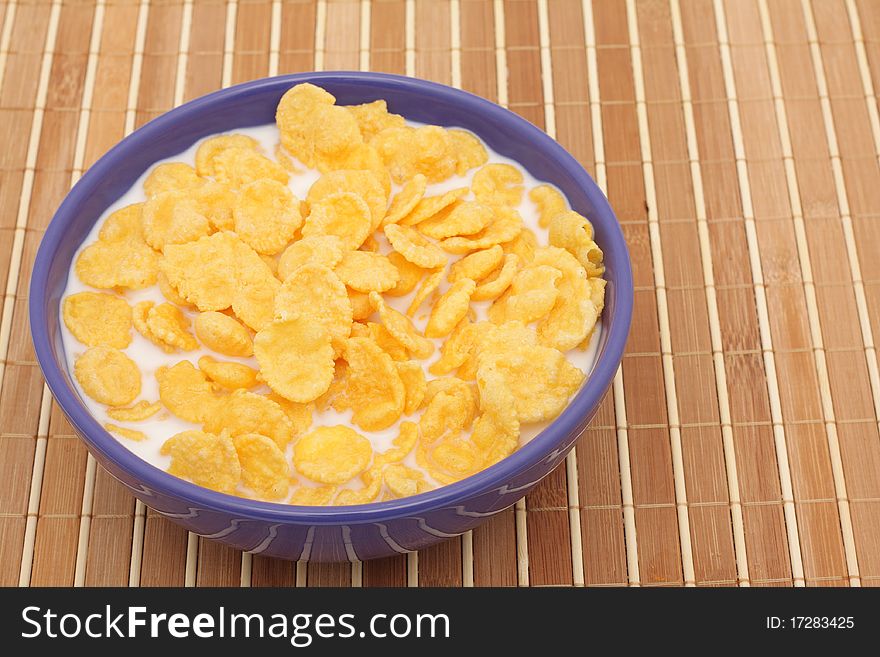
[61,83,605,505]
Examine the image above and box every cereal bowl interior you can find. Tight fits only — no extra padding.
[31,73,632,562]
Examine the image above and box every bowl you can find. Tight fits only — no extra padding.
[30,72,633,562]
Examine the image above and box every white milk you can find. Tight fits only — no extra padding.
[61,121,602,499]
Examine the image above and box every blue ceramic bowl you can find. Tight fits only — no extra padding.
[30,72,632,562]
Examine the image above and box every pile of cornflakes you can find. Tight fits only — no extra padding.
[64,83,606,505]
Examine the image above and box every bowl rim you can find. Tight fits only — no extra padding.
[30,71,633,525]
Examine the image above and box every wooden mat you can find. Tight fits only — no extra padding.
[3,0,880,588]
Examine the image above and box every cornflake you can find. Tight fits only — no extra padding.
[369,292,434,359]
[107,400,161,422]
[277,235,345,280]
[204,389,294,450]
[157,360,222,423]
[75,204,158,290]
[384,224,447,269]
[63,292,132,349]
[307,170,387,231]
[425,278,476,338]
[302,191,372,250]
[194,311,253,357]
[274,264,352,350]
[383,174,427,226]
[234,433,290,500]
[74,346,141,407]
[335,251,399,293]
[104,423,148,442]
[340,337,405,431]
[385,250,426,297]
[294,425,372,485]
[233,178,302,255]
[161,430,241,494]
[198,355,259,390]
[255,315,335,403]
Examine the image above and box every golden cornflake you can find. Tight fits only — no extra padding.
[301,191,372,250]
[142,190,211,250]
[334,469,384,505]
[429,319,493,377]
[372,125,456,183]
[349,289,374,321]
[398,187,468,227]
[290,485,338,506]
[347,99,406,141]
[385,250,426,297]
[157,360,222,423]
[418,201,494,240]
[472,163,524,207]
[395,360,427,415]
[63,292,132,349]
[74,346,141,407]
[195,133,260,177]
[383,174,427,226]
[477,341,584,423]
[365,322,410,361]
[502,226,538,264]
[448,129,489,175]
[406,268,444,317]
[143,162,204,197]
[277,235,345,280]
[439,206,523,254]
[548,210,604,277]
[194,311,253,357]
[340,337,405,431]
[157,270,193,307]
[425,278,476,338]
[233,433,290,500]
[233,178,302,255]
[335,251,399,293]
[254,315,335,403]
[161,430,241,494]
[374,421,419,467]
[267,393,314,437]
[212,147,289,189]
[204,389,294,450]
[276,83,363,168]
[369,292,434,359]
[385,464,430,498]
[160,232,240,311]
[419,379,476,445]
[488,265,562,325]
[274,264,352,349]
[384,224,447,269]
[231,253,281,332]
[198,355,259,390]
[136,301,198,352]
[76,204,159,290]
[104,423,147,442]
[293,425,372,485]
[107,400,161,422]
[529,184,567,228]
[471,253,519,302]
[448,245,503,284]
[307,169,387,231]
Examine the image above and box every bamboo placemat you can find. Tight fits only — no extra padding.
[3,0,880,588]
